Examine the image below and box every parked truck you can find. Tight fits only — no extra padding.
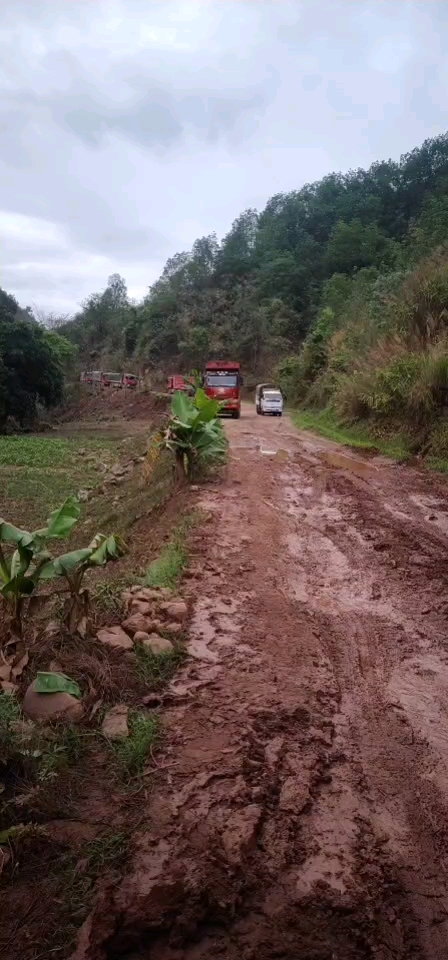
[204,360,242,419]
[166,375,195,395]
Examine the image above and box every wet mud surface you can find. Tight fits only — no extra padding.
[74,405,448,960]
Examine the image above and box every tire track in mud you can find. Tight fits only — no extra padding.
[73,407,448,960]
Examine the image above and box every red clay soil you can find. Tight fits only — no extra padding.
[56,388,169,424]
[71,405,448,960]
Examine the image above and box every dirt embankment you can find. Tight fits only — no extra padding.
[68,404,448,960]
[54,387,170,427]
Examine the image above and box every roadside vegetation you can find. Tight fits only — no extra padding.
[0,384,229,959]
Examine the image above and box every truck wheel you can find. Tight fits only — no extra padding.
[233,410,241,420]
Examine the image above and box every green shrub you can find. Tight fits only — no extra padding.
[367,354,422,416]
[333,371,374,422]
[427,420,448,459]
[112,711,159,779]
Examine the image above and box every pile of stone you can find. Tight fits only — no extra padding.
[97,585,188,656]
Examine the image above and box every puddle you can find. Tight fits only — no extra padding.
[387,654,448,794]
[259,447,289,460]
[321,450,382,478]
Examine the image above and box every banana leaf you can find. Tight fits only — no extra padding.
[34,496,81,540]
[34,672,81,698]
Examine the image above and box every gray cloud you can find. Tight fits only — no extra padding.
[0,1,447,314]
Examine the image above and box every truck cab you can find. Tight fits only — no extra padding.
[204,361,242,419]
[256,383,283,416]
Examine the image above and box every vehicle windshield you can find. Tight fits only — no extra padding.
[264,391,282,400]
[105,373,122,381]
[206,374,238,388]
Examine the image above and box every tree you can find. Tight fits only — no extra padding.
[325,220,396,275]
[0,288,64,430]
[217,209,259,278]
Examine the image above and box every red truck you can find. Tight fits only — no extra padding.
[166,375,195,395]
[204,360,242,419]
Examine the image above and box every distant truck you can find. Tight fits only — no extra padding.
[123,373,139,389]
[102,372,123,388]
[166,375,195,395]
[255,383,283,416]
[80,371,139,389]
[204,361,242,419]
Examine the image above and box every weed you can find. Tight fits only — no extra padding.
[112,711,159,779]
[135,644,186,687]
[84,831,129,872]
[36,727,84,783]
[92,577,131,616]
[0,691,85,786]
[144,514,195,589]
[292,410,411,460]
[145,539,187,589]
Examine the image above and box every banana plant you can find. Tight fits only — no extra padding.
[0,498,126,638]
[38,533,126,634]
[0,498,81,637]
[162,388,228,481]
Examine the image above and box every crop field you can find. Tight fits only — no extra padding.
[0,434,117,529]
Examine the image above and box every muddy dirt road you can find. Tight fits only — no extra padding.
[76,405,448,960]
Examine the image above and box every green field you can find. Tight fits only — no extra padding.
[0,434,117,528]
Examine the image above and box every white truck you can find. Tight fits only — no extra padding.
[255,383,283,417]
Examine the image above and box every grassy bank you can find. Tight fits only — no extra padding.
[291,409,413,462]
[0,425,196,959]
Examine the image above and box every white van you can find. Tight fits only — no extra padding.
[260,388,283,417]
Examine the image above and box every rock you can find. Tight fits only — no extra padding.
[110,463,127,477]
[77,489,90,503]
[101,704,129,740]
[133,630,151,643]
[142,634,174,655]
[163,622,183,636]
[97,625,133,650]
[0,664,11,682]
[156,587,173,599]
[23,680,83,722]
[133,588,163,603]
[122,613,155,636]
[159,601,188,623]
[1,680,18,694]
[129,599,153,616]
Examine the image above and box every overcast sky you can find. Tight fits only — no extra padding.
[0,0,447,316]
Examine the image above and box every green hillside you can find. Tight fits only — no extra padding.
[5,131,448,455]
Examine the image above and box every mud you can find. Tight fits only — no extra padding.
[74,405,448,960]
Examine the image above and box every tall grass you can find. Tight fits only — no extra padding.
[285,252,448,466]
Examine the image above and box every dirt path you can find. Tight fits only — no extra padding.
[75,404,448,960]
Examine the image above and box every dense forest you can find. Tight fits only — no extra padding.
[4,130,448,450]
[0,290,76,431]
